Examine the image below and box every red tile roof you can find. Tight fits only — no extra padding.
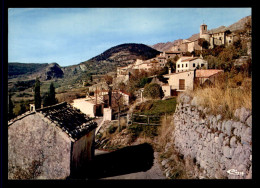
[195,69,223,78]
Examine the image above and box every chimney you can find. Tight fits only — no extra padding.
[169,67,172,74]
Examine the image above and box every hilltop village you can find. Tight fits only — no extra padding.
[8,21,252,180]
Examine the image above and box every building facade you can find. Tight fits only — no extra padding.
[163,69,223,97]
[8,102,97,179]
[176,56,208,73]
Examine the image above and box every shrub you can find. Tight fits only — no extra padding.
[108,125,117,134]
[190,73,251,118]
[143,83,164,99]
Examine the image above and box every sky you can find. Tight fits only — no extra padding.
[8,8,251,67]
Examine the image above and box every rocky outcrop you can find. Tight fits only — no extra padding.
[171,93,252,179]
[44,63,64,80]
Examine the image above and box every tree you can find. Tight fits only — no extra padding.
[43,83,58,107]
[8,93,14,120]
[112,90,124,132]
[104,75,113,85]
[143,83,164,99]
[34,78,41,109]
[198,38,210,49]
[20,100,27,115]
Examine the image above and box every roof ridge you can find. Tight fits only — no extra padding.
[36,102,67,112]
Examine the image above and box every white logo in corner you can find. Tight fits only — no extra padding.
[227,169,245,176]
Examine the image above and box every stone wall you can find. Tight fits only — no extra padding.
[172,93,252,179]
[8,113,71,179]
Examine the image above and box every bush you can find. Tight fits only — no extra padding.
[143,83,164,99]
[108,125,117,134]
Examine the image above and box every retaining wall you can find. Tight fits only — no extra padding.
[172,93,252,179]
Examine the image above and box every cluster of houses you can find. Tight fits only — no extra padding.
[8,22,230,180]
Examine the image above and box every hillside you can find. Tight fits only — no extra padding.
[61,43,160,78]
[8,62,64,81]
[8,43,160,94]
[151,15,251,52]
[8,63,49,79]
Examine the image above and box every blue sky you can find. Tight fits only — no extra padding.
[8,8,251,67]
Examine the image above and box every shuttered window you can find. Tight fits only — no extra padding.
[179,79,185,90]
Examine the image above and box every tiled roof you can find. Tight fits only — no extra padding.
[182,57,199,62]
[195,69,223,78]
[37,102,97,140]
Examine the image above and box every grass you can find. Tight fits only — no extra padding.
[134,97,177,116]
[190,72,251,119]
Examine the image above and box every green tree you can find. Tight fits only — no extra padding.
[143,83,164,99]
[198,38,210,49]
[19,100,27,115]
[8,93,14,120]
[43,82,58,107]
[34,77,41,109]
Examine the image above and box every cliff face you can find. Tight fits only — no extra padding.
[170,93,252,179]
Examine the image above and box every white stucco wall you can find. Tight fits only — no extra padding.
[176,58,208,73]
[168,71,194,91]
[72,99,95,117]
[162,85,171,97]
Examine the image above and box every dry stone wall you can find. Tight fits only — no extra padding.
[172,93,252,179]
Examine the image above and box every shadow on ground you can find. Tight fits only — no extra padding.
[69,143,154,179]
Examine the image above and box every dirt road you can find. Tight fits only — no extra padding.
[94,145,166,179]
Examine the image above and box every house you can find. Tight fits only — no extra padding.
[176,56,208,73]
[111,90,131,107]
[194,69,224,86]
[8,102,97,179]
[163,69,223,97]
[72,96,105,118]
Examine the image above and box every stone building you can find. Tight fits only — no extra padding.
[200,23,236,48]
[163,69,223,96]
[72,97,105,117]
[171,39,202,53]
[8,102,97,179]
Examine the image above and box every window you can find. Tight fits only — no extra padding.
[201,64,204,67]
[193,63,196,67]
[182,64,184,68]
[179,79,185,90]
[168,56,170,58]
[178,64,180,68]
[186,64,188,67]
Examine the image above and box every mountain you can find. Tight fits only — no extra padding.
[8,63,49,78]
[151,40,183,52]
[8,43,160,91]
[8,62,64,81]
[61,43,160,77]
[151,15,251,52]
